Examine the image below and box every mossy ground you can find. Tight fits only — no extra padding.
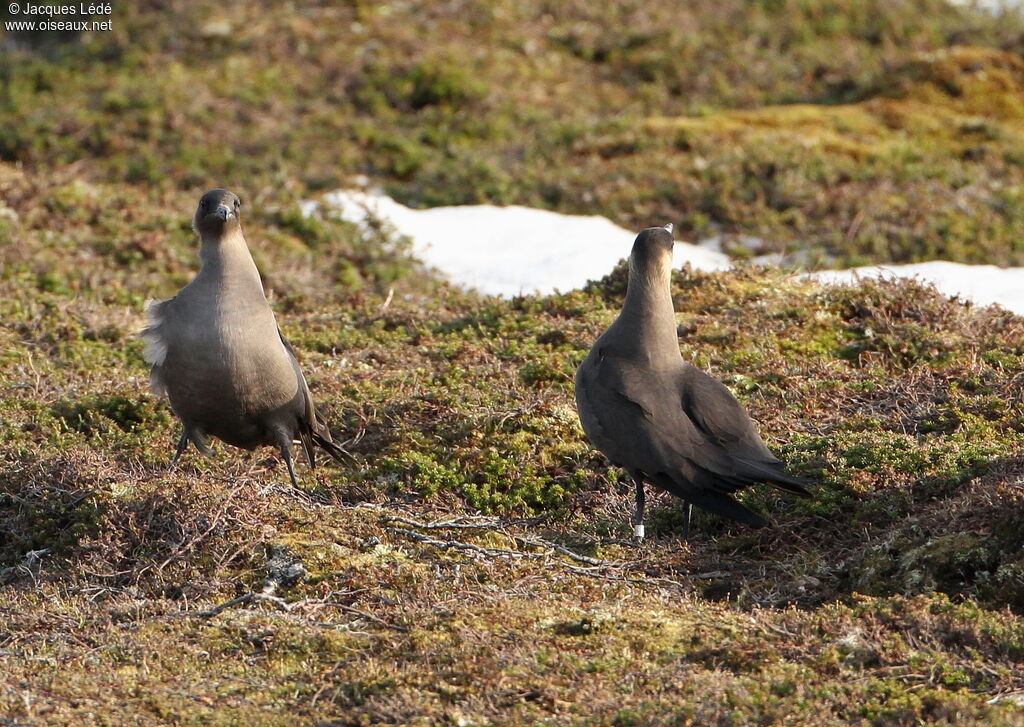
[4,1,1024,725]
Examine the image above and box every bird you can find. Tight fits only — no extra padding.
[574,223,810,540]
[140,188,349,488]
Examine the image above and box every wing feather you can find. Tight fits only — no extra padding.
[576,349,809,523]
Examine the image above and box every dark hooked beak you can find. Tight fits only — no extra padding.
[215,204,233,221]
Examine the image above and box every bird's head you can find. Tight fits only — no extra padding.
[630,223,675,272]
[633,223,674,251]
[193,189,242,237]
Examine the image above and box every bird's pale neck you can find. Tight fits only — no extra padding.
[614,248,681,363]
[197,227,265,296]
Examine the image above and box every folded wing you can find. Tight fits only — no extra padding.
[577,350,808,527]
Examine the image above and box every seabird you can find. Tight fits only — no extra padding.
[141,189,348,487]
[574,224,810,539]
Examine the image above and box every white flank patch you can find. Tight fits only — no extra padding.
[305,190,731,297]
[141,299,168,367]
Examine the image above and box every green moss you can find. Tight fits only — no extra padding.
[51,395,167,438]
[384,450,464,498]
[5,3,1024,265]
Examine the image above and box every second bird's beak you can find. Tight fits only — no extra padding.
[215,204,233,221]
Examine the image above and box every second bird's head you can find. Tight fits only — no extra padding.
[630,223,675,267]
[194,189,242,237]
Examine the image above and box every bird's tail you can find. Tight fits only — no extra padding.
[738,458,813,497]
[313,431,356,465]
[651,471,770,528]
[190,430,213,457]
[690,491,769,528]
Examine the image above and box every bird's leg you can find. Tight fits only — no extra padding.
[277,436,301,490]
[632,478,646,541]
[169,431,189,470]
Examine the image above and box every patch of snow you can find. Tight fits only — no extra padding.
[305,189,1024,315]
[811,262,1024,315]
[950,0,1022,11]
[698,233,765,256]
[306,189,731,297]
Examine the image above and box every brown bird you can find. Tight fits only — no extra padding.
[574,224,810,540]
[141,189,348,487]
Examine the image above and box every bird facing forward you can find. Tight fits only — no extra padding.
[574,224,810,539]
[141,189,348,487]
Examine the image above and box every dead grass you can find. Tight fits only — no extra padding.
[4,258,1024,724]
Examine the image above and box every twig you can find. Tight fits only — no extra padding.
[387,516,615,566]
[387,515,504,531]
[189,593,408,632]
[192,591,292,617]
[687,570,732,580]
[155,482,245,572]
[514,536,611,567]
[386,521,729,590]
[328,603,409,633]
[562,564,687,589]
[379,286,395,313]
[196,591,256,617]
[386,527,540,560]
[0,548,52,585]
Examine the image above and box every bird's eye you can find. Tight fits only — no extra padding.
[200,199,207,209]
[235,199,240,209]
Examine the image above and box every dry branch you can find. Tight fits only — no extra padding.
[384,516,729,589]
[0,549,52,585]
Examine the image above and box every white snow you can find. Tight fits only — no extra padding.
[811,262,1024,315]
[305,188,1024,315]
[306,189,730,297]
[950,0,1022,11]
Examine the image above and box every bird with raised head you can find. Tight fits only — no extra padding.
[141,188,349,487]
[574,224,811,540]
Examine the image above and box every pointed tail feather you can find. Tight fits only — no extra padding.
[769,476,812,497]
[737,458,812,497]
[651,471,769,528]
[313,431,355,464]
[298,430,316,468]
[190,430,213,457]
[688,491,768,528]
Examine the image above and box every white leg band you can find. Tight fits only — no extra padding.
[634,524,645,539]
